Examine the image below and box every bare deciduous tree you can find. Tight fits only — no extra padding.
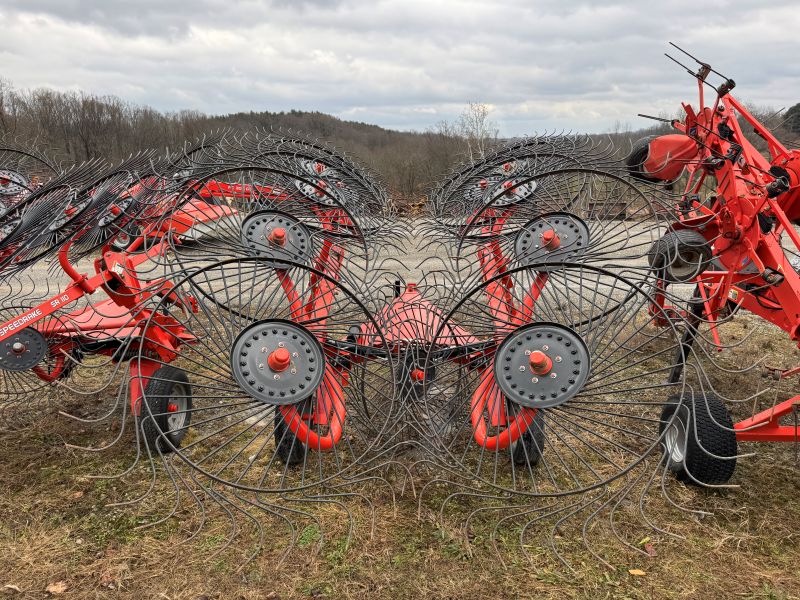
[456,102,499,162]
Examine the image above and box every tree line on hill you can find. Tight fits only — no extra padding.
[1,79,797,213]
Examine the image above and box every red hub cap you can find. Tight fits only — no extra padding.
[267,347,291,372]
[528,350,553,375]
[268,227,287,246]
[541,229,561,250]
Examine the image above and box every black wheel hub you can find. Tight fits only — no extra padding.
[48,193,92,232]
[490,179,537,207]
[0,327,47,371]
[240,210,314,265]
[494,322,590,409]
[299,159,342,180]
[230,319,326,406]
[466,174,537,208]
[514,212,590,269]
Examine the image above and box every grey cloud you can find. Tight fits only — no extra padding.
[1,0,799,134]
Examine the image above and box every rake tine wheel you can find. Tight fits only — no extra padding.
[426,140,677,291]
[0,156,199,424]
[418,261,692,496]
[151,132,392,288]
[134,257,396,493]
[0,142,60,214]
[65,152,168,260]
[0,160,110,276]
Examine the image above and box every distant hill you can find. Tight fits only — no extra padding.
[2,81,795,211]
[0,82,462,207]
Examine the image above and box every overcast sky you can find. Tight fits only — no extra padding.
[1,0,799,135]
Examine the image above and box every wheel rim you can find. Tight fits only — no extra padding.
[664,413,687,466]
[166,383,190,433]
[0,306,78,410]
[669,249,704,281]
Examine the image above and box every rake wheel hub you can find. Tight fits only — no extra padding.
[528,350,552,375]
[268,227,287,246]
[491,179,537,207]
[494,322,590,409]
[267,347,291,372]
[97,194,134,228]
[540,229,560,250]
[0,169,29,197]
[514,212,590,269]
[48,194,93,232]
[240,211,313,266]
[0,327,47,372]
[295,180,340,206]
[299,159,340,180]
[230,319,325,406]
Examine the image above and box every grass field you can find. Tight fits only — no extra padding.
[2,257,800,599]
[1,409,799,600]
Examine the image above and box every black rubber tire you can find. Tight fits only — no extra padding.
[44,346,82,381]
[274,399,313,466]
[659,392,737,485]
[648,229,712,282]
[397,351,436,402]
[140,366,192,453]
[511,409,546,466]
[625,136,661,183]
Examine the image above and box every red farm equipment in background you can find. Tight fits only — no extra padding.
[628,44,800,471]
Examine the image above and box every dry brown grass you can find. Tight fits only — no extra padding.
[1,314,800,599]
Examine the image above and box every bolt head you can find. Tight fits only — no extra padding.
[550,373,557,378]
[542,345,549,351]
[531,377,539,383]
[519,366,526,372]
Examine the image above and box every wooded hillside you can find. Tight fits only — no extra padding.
[2,80,796,211]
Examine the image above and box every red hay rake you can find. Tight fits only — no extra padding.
[629,44,800,470]
[0,48,798,567]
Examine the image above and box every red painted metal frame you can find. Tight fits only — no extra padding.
[0,164,380,460]
[468,209,553,449]
[0,169,558,454]
[354,202,554,452]
[0,183,253,417]
[645,72,800,443]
